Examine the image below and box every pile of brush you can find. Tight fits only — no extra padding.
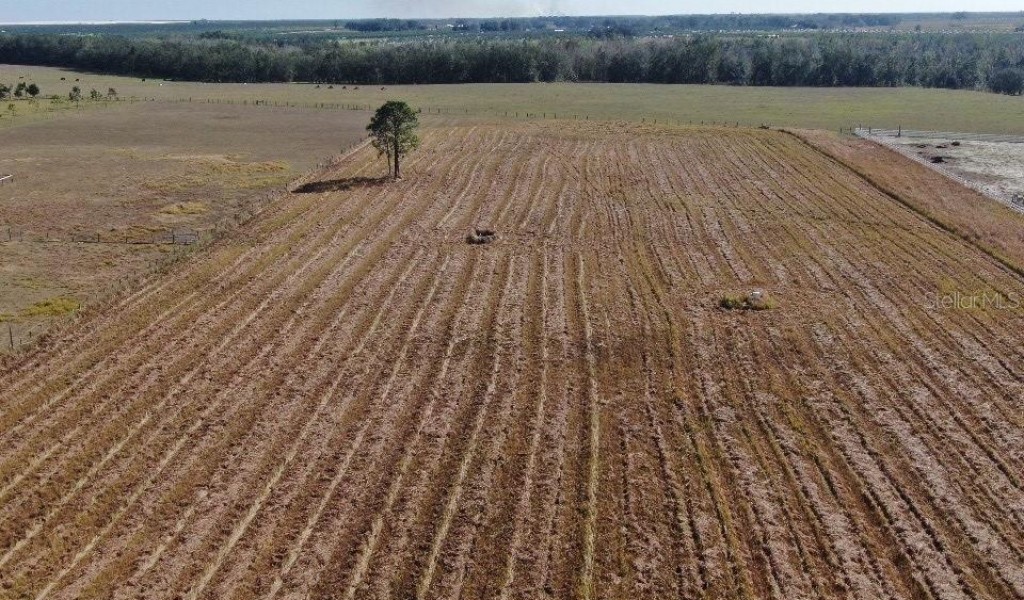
[466,228,497,245]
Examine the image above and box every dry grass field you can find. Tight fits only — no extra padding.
[6,64,1024,135]
[796,129,1024,273]
[0,101,369,348]
[0,121,1021,599]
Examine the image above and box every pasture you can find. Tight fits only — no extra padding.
[0,121,1021,599]
[4,64,1024,134]
[0,100,368,348]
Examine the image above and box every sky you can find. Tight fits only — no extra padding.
[3,0,1022,23]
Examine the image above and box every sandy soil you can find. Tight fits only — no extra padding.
[876,134,1024,211]
[0,122,1021,599]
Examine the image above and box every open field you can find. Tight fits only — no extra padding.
[5,64,1024,134]
[0,121,1021,599]
[0,101,368,348]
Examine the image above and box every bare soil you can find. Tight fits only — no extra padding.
[0,122,1021,599]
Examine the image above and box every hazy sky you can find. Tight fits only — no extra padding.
[4,0,1022,22]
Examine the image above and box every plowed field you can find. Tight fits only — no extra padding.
[1,122,1022,600]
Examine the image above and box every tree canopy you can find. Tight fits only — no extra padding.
[1,31,1022,94]
[367,100,420,179]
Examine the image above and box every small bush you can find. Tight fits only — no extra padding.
[719,291,773,311]
[719,295,747,310]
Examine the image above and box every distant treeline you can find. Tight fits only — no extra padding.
[339,14,905,34]
[4,13,1020,38]
[1,33,1023,94]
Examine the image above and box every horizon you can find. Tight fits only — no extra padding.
[3,2,1023,23]
[1,10,1022,27]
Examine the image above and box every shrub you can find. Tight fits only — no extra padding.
[719,291,774,311]
[719,295,744,310]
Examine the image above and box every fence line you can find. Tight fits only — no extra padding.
[288,138,373,192]
[854,127,1024,215]
[7,92,776,132]
[858,128,1024,144]
[0,138,354,250]
[4,321,41,353]
[1,226,204,246]
[0,141,373,354]
[140,96,770,129]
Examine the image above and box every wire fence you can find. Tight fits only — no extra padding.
[3,321,41,353]
[0,139,368,355]
[141,96,773,128]
[853,127,1024,215]
[851,127,1024,144]
[0,162,301,250]
[5,92,782,131]
[1,226,203,245]
[289,138,372,192]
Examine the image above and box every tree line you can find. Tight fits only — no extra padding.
[1,32,1022,94]
[5,13,1012,38]
[0,81,41,99]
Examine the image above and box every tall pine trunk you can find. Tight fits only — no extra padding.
[393,136,400,179]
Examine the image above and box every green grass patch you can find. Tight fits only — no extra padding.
[22,297,81,317]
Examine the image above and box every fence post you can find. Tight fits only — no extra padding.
[8,323,13,351]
